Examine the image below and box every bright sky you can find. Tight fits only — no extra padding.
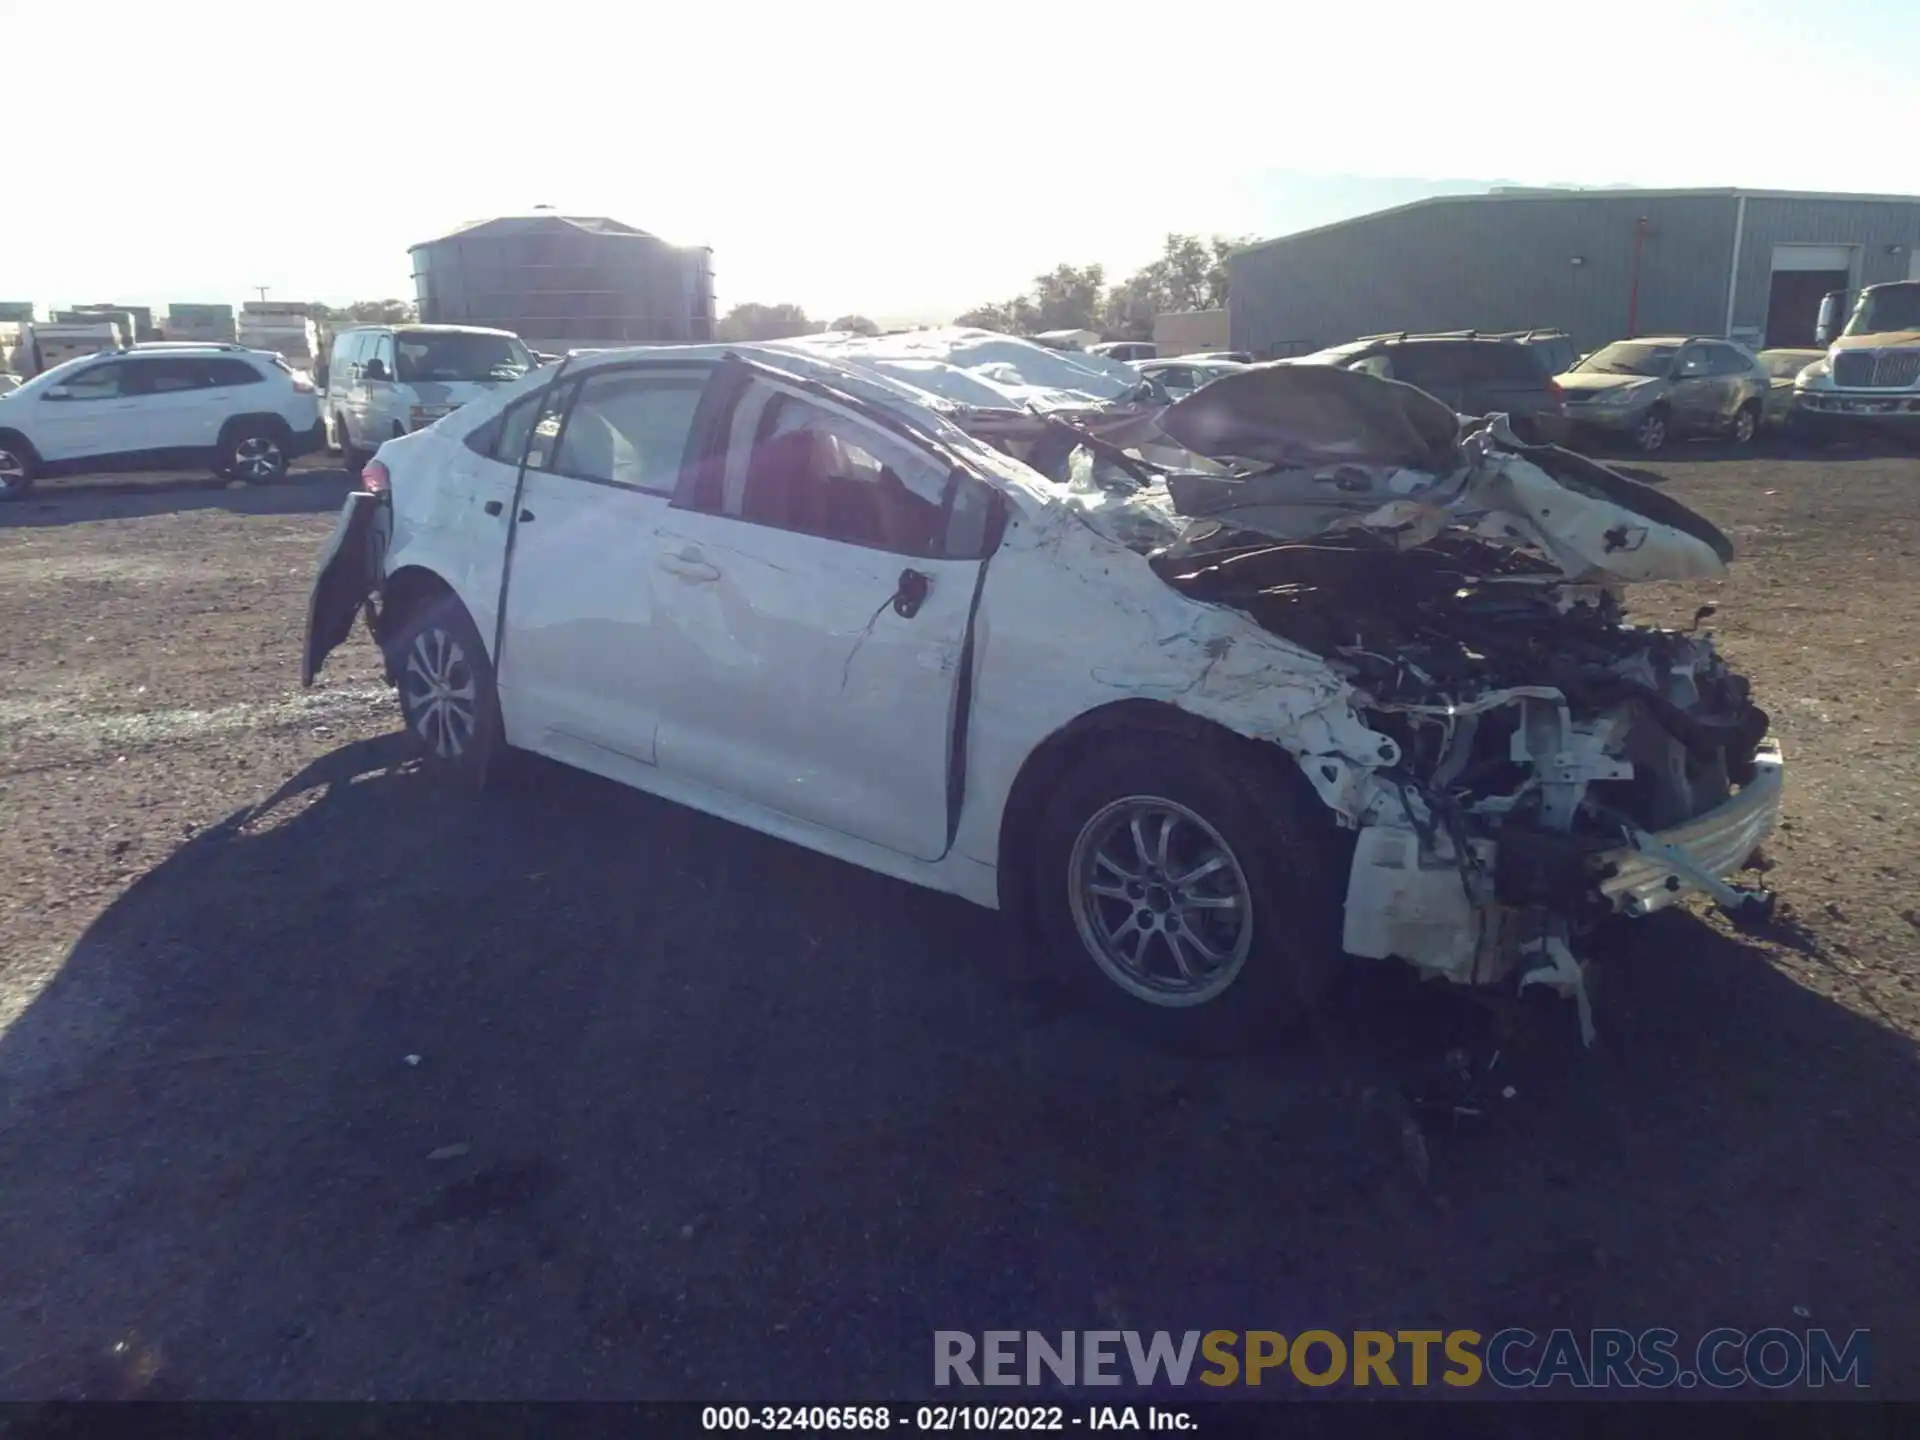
[7,0,1917,325]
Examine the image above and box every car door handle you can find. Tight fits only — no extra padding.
[658,548,720,583]
[483,500,503,516]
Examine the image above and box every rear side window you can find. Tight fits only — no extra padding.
[1468,343,1549,383]
[463,388,545,464]
[204,357,265,387]
[133,358,208,393]
[1708,345,1754,376]
[550,370,704,493]
[1384,343,1471,388]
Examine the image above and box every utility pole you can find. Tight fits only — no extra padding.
[253,286,270,304]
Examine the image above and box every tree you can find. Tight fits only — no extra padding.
[828,314,880,336]
[954,297,1037,334]
[953,264,1105,336]
[716,302,820,342]
[1099,233,1254,338]
[955,237,1252,340]
[1029,263,1106,332]
[313,299,417,324]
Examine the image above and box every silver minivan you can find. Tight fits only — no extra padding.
[323,324,534,468]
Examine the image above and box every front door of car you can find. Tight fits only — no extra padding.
[1668,344,1718,430]
[650,372,996,863]
[493,364,713,766]
[30,359,149,463]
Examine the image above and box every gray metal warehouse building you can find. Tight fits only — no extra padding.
[1228,187,1920,358]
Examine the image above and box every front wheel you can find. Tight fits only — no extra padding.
[389,595,504,787]
[1030,732,1346,1052]
[1632,406,1670,453]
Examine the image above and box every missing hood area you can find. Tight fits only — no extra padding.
[963,355,1776,1037]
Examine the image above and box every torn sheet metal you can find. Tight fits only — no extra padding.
[1151,364,1735,584]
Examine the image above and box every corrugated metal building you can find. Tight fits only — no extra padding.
[410,211,715,351]
[1229,188,1920,357]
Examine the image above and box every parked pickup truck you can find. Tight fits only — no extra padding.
[1794,281,1920,444]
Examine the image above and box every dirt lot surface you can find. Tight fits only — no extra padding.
[1,446,1916,1400]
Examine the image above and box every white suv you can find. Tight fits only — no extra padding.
[0,344,324,499]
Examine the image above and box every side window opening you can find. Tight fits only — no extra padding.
[60,362,128,400]
[733,392,949,557]
[466,389,545,464]
[550,371,704,492]
[523,381,576,471]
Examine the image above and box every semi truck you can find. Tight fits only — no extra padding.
[1794,281,1920,442]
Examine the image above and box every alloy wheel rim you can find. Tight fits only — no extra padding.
[0,449,25,486]
[234,436,283,480]
[1637,413,1667,450]
[402,626,478,759]
[1067,796,1254,1007]
[1734,408,1756,443]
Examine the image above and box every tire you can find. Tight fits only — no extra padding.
[387,592,504,787]
[0,432,36,500]
[1631,405,1670,454]
[1729,400,1761,447]
[219,421,290,484]
[1030,732,1347,1053]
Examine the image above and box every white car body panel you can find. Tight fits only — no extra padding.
[497,471,674,766]
[321,335,1778,1026]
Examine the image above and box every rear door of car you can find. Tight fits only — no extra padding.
[1467,342,1554,423]
[130,356,231,454]
[492,362,713,766]
[1706,344,1756,424]
[647,358,1003,862]
[1668,344,1719,430]
[1384,342,1474,412]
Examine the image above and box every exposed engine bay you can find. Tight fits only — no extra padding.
[998,361,1785,1037]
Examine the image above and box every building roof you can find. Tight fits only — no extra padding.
[409,212,658,250]
[1233,186,1920,258]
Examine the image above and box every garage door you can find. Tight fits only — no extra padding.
[1772,243,1856,272]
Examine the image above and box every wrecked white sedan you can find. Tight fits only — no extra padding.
[304,329,1781,1050]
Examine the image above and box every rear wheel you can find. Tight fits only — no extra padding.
[219,422,289,483]
[1729,400,1761,446]
[1030,732,1346,1053]
[0,433,36,500]
[388,593,503,787]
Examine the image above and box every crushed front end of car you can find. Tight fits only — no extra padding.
[1035,363,1783,1040]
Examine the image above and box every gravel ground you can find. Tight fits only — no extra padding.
[0,446,1915,1400]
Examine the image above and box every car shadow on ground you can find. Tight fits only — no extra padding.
[0,467,354,529]
[1,737,1916,1399]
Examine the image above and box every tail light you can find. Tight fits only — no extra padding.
[361,459,390,495]
[1546,378,1565,407]
[290,371,316,393]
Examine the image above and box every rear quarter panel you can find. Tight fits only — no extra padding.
[381,427,514,660]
